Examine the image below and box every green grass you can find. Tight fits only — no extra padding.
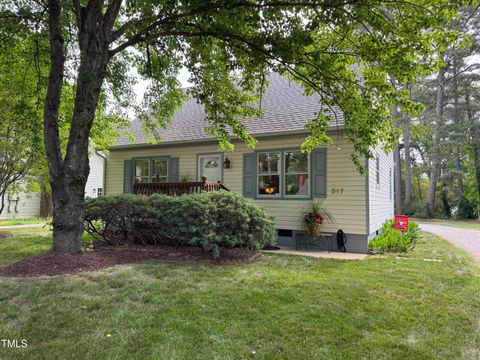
[0,228,52,266]
[0,217,51,227]
[0,228,479,360]
[413,218,480,230]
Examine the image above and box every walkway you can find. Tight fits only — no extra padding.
[262,247,367,260]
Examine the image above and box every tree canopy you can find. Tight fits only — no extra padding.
[1,1,470,167]
[0,0,472,253]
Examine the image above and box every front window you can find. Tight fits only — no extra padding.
[285,151,309,196]
[257,152,280,196]
[135,158,169,183]
[135,160,149,183]
[152,159,168,182]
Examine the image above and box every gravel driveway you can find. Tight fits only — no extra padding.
[0,224,46,230]
[419,223,480,263]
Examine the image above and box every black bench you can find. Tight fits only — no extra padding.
[295,233,333,253]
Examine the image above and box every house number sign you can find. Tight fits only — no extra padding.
[331,188,344,194]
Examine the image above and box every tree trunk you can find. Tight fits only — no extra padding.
[440,187,452,218]
[393,145,402,214]
[403,115,412,209]
[466,93,480,210]
[50,178,87,254]
[428,57,446,215]
[0,189,6,217]
[416,175,423,203]
[44,0,113,254]
[452,58,464,197]
[392,105,403,215]
[390,77,403,214]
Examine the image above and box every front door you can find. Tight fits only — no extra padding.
[198,153,222,182]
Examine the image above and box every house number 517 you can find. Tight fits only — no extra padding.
[331,188,344,194]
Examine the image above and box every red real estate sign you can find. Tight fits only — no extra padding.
[394,215,409,232]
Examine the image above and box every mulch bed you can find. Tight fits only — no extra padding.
[0,245,261,278]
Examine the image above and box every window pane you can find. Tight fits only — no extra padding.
[285,151,308,173]
[285,174,309,196]
[152,159,168,182]
[135,160,149,183]
[258,152,280,173]
[258,175,280,195]
[199,155,222,182]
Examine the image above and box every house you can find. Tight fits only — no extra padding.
[105,74,394,253]
[0,151,105,220]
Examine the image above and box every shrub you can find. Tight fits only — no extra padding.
[368,219,420,253]
[84,192,276,257]
[457,197,476,220]
[404,202,430,219]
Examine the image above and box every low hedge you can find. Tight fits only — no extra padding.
[84,192,276,257]
[368,219,420,253]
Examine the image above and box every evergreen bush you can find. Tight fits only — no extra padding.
[84,192,276,257]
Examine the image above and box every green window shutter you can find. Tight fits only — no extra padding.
[168,157,180,182]
[124,159,133,193]
[243,153,256,198]
[312,148,327,197]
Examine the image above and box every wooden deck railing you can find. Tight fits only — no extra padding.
[133,176,230,196]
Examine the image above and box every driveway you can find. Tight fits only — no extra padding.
[419,223,480,263]
[0,224,46,230]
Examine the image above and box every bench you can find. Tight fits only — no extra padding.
[295,233,334,253]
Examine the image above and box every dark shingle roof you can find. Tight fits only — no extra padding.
[114,73,344,146]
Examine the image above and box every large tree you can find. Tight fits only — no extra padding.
[0,0,468,254]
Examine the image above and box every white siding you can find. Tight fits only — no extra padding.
[85,152,105,198]
[106,135,369,235]
[0,152,105,220]
[0,192,41,220]
[368,147,394,233]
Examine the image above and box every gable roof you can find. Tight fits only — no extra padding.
[114,73,344,147]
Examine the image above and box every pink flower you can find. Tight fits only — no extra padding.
[314,214,324,224]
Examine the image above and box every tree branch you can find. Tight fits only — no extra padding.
[103,0,123,42]
[109,0,376,56]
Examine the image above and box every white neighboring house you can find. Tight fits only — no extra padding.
[85,150,106,198]
[0,192,42,220]
[0,151,105,220]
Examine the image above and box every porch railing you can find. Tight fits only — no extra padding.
[133,176,230,196]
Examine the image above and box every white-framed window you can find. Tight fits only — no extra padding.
[152,159,168,183]
[284,151,310,197]
[197,153,222,182]
[134,158,169,183]
[135,159,150,183]
[257,152,281,197]
[256,150,310,198]
[97,188,103,197]
[376,155,380,188]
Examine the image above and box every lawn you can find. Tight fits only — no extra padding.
[0,228,479,360]
[412,218,480,230]
[0,217,51,227]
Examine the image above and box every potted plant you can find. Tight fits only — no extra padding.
[303,200,334,236]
